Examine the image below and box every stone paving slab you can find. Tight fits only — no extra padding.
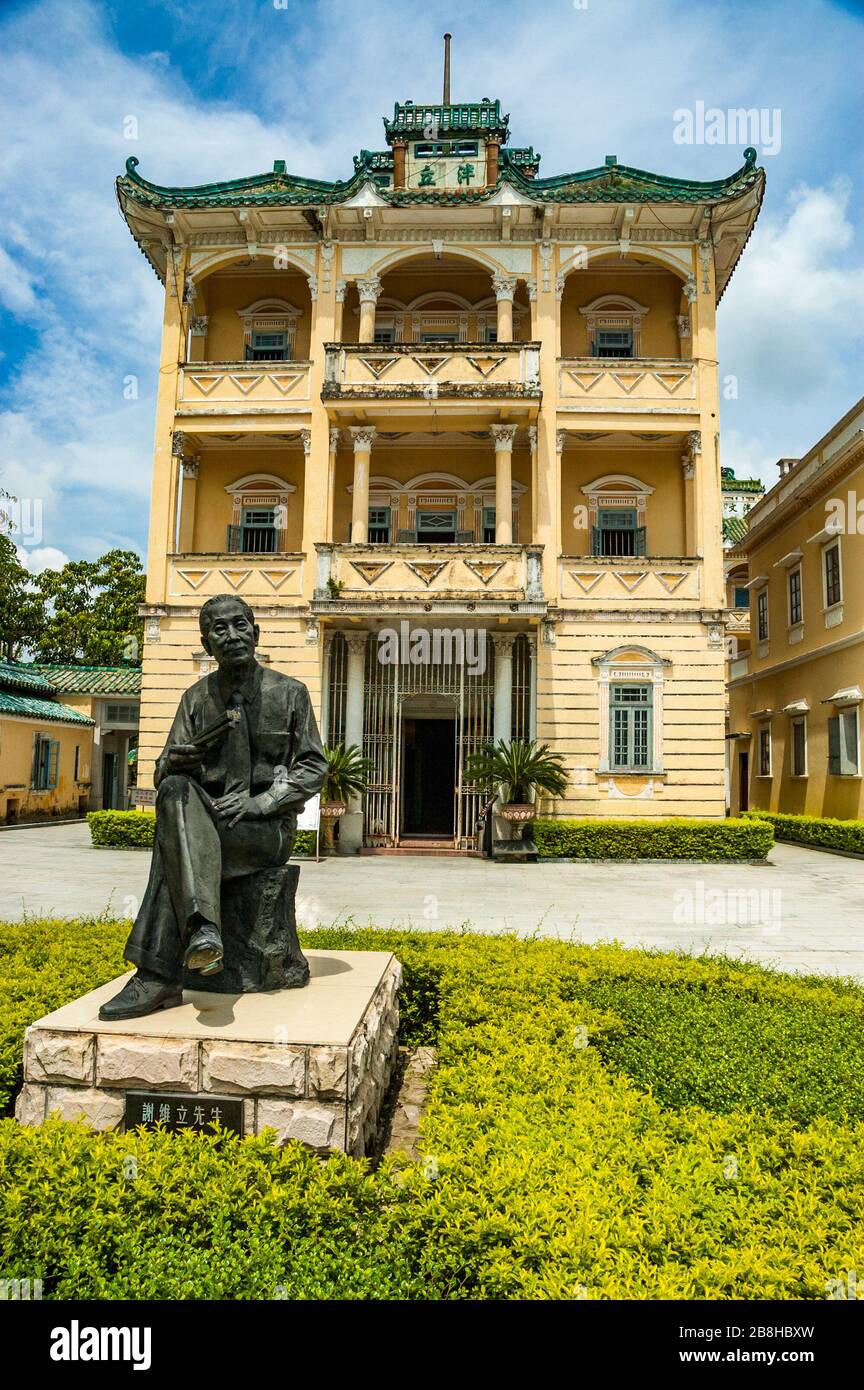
[1,823,862,980]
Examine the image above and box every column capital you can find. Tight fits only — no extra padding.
[685,429,702,456]
[349,425,376,451]
[527,425,538,453]
[356,275,382,305]
[189,315,208,336]
[171,430,187,458]
[299,428,312,456]
[556,428,568,454]
[335,278,347,303]
[329,426,342,452]
[490,423,518,452]
[181,456,200,480]
[492,633,516,656]
[344,631,368,656]
[306,273,318,301]
[491,273,517,302]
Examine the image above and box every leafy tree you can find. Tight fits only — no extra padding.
[32,549,145,666]
[0,492,43,661]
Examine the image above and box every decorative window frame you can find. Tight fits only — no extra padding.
[787,711,808,778]
[364,291,525,344]
[581,474,654,533]
[578,295,650,357]
[237,299,302,357]
[593,645,670,774]
[225,474,297,552]
[355,470,527,542]
[821,536,843,624]
[757,720,773,778]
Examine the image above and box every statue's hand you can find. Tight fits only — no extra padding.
[212,792,269,829]
[166,743,204,772]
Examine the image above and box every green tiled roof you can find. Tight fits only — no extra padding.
[117,145,762,211]
[33,665,142,695]
[0,661,55,695]
[384,99,510,141]
[0,690,95,725]
[723,515,750,546]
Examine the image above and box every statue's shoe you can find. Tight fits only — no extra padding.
[99,972,183,1021]
[184,923,224,973]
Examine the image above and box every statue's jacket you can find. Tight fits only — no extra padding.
[154,662,327,827]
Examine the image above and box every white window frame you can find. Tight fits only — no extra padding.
[756,587,769,644]
[594,646,669,775]
[822,538,843,620]
[828,707,860,778]
[790,715,808,778]
[786,564,803,631]
[757,722,772,779]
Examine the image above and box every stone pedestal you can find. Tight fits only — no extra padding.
[184,864,307,993]
[16,950,400,1157]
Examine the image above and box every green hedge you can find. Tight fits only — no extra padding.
[87,811,317,857]
[533,816,773,861]
[2,918,864,1298]
[744,810,864,855]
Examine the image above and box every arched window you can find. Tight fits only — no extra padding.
[582,475,654,557]
[224,474,296,554]
[237,299,302,361]
[578,295,650,358]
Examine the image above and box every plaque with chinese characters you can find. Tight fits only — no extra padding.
[126,1091,244,1136]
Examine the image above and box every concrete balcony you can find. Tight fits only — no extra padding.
[558,554,702,606]
[557,357,699,418]
[312,542,545,615]
[167,553,306,602]
[725,607,751,636]
[729,653,750,680]
[176,361,313,417]
[322,342,541,417]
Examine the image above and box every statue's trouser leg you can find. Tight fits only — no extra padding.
[124,775,222,979]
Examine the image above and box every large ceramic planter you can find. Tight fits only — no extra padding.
[320,800,347,851]
[499,802,536,823]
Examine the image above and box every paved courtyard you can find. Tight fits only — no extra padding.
[1,822,862,980]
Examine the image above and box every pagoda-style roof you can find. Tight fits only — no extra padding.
[384,98,510,142]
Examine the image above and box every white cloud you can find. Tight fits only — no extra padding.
[17,545,69,573]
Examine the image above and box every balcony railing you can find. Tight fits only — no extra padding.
[313,541,545,610]
[177,361,312,412]
[558,554,701,605]
[323,341,541,403]
[167,553,305,602]
[558,357,698,414]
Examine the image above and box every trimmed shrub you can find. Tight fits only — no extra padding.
[744,810,864,856]
[87,811,318,857]
[2,920,864,1298]
[87,810,155,848]
[533,816,773,861]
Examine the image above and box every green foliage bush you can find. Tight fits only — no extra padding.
[87,812,318,857]
[2,919,864,1298]
[87,810,155,848]
[744,810,864,855]
[533,816,773,861]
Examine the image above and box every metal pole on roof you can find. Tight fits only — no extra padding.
[443,33,451,105]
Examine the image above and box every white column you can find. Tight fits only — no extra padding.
[527,634,538,740]
[326,426,340,540]
[340,631,367,853]
[356,276,382,343]
[490,424,517,544]
[493,635,515,743]
[492,274,517,342]
[349,426,375,544]
[320,632,334,744]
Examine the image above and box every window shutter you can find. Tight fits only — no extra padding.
[48,740,60,790]
[840,711,859,776]
[226,524,242,553]
[635,526,647,557]
[591,526,602,556]
[828,716,841,775]
[31,734,41,789]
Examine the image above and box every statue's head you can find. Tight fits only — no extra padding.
[199,594,259,666]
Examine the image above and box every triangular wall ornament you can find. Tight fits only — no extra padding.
[348,560,393,585]
[465,355,505,379]
[610,371,646,394]
[175,569,211,590]
[218,569,252,590]
[411,355,449,377]
[567,570,605,593]
[259,568,297,590]
[566,370,603,392]
[655,571,689,593]
[187,375,223,396]
[651,371,690,394]
[463,559,505,585]
[406,561,447,586]
[267,373,304,395]
[614,570,648,592]
[358,356,399,380]
[228,374,263,395]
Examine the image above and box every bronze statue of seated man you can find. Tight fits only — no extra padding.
[100,594,327,1021]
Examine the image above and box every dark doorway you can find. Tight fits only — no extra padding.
[401,717,455,837]
[102,752,117,810]
[738,750,749,814]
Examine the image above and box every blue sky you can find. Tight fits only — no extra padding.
[1,0,862,568]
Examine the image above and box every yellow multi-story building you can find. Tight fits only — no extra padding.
[117,87,764,851]
[728,397,864,819]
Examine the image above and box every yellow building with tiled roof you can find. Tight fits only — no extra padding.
[0,663,95,823]
[117,57,764,848]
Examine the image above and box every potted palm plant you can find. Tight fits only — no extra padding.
[465,738,568,822]
[320,743,372,850]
